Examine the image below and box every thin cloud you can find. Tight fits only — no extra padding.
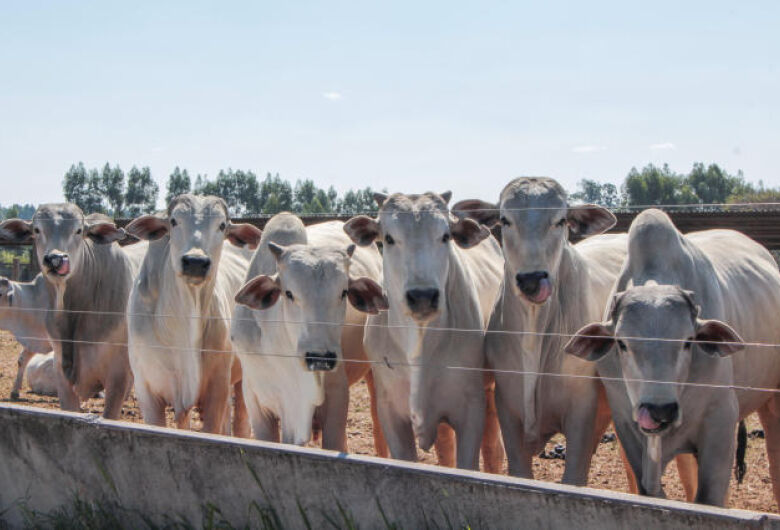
[322,91,343,101]
[649,142,676,150]
[572,145,606,153]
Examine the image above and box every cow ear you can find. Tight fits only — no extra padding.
[0,219,33,243]
[235,274,282,310]
[126,214,170,241]
[695,319,743,356]
[564,322,615,361]
[440,191,452,205]
[449,217,490,249]
[226,223,262,249]
[344,216,380,247]
[373,192,388,207]
[268,242,286,260]
[567,204,616,237]
[84,217,125,244]
[347,277,389,314]
[451,199,500,228]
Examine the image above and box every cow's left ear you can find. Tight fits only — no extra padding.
[235,274,281,310]
[564,322,615,361]
[344,216,380,247]
[567,204,616,237]
[347,277,389,314]
[226,223,262,249]
[695,319,744,356]
[0,219,33,243]
[449,216,490,249]
[84,217,125,244]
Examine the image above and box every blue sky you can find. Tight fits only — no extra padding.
[1,0,778,206]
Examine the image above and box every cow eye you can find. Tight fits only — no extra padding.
[285,290,294,301]
[76,228,82,235]
[170,218,178,227]
[341,289,348,299]
[218,222,226,231]
[500,216,511,227]
[683,339,693,350]
[616,340,627,351]
[33,227,40,234]
[556,218,567,228]
[441,233,451,243]
[385,234,395,245]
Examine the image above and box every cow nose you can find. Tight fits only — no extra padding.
[643,402,679,425]
[181,255,211,277]
[43,253,65,269]
[405,288,440,314]
[305,352,338,372]
[515,270,553,303]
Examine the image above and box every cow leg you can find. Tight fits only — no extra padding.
[54,359,81,412]
[758,402,780,507]
[675,453,699,502]
[318,367,349,452]
[199,377,231,435]
[480,377,505,473]
[434,424,456,467]
[453,401,485,471]
[694,426,734,506]
[619,442,639,494]
[11,349,36,400]
[102,363,133,420]
[136,383,167,427]
[375,387,417,460]
[365,370,389,458]
[562,401,602,486]
[231,379,251,438]
[495,392,532,478]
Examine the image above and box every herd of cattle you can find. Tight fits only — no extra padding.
[1,177,780,509]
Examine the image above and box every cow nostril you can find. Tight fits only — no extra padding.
[645,402,679,424]
[405,288,440,312]
[305,351,338,372]
[181,255,211,276]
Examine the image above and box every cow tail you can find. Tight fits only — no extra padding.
[735,419,747,484]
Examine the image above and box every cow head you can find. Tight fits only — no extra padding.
[344,191,488,324]
[453,177,615,305]
[0,277,13,307]
[126,194,262,286]
[235,242,387,374]
[0,205,125,286]
[565,284,743,435]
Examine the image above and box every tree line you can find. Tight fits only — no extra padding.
[571,162,780,207]
[59,163,382,218]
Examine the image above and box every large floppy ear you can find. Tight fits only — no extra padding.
[564,322,615,361]
[235,274,282,310]
[347,277,389,314]
[344,216,380,247]
[226,223,262,249]
[126,214,170,241]
[451,199,500,228]
[449,216,490,249]
[84,216,125,244]
[0,219,33,243]
[695,319,744,356]
[567,204,616,237]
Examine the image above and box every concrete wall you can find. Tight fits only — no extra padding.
[0,404,777,529]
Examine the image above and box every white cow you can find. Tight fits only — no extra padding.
[24,352,58,396]
[453,177,627,485]
[0,274,53,399]
[231,214,388,450]
[0,207,145,419]
[344,191,504,471]
[566,209,780,505]
[125,194,262,434]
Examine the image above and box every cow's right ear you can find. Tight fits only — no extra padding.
[125,214,170,241]
[451,199,500,228]
[0,219,33,243]
[344,216,380,247]
[235,274,281,310]
[564,322,615,361]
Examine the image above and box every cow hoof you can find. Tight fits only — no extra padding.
[10,390,19,400]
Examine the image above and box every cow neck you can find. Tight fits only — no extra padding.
[501,243,575,440]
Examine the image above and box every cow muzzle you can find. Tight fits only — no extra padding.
[305,351,338,372]
[636,402,679,434]
[405,288,440,320]
[43,252,71,277]
[181,254,211,281]
[515,271,552,304]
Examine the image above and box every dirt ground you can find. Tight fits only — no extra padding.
[0,330,776,514]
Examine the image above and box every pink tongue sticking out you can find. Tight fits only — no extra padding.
[529,278,552,303]
[637,407,661,431]
[56,257,70,276]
